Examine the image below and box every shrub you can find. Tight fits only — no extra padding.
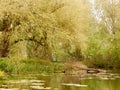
[85,32,120,69]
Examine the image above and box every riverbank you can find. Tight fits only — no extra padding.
[0,58,115,78]
[0,58,64,76]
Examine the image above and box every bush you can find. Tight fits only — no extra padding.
[84,33,120,69]
[0,58,63,74]
[0,58,8,71]
[21,59,51,65]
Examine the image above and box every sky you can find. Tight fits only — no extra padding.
[89,0,94,4]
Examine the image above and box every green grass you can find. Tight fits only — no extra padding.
[0,58,64,75]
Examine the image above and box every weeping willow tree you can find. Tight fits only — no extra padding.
[0,0,92,60]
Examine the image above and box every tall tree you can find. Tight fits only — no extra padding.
[0,0,92,60]
[93,0,120,34]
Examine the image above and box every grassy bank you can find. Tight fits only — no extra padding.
[0,58,64,75]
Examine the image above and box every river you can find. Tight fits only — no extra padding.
[0,73,120,90]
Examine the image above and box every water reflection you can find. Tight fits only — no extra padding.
[0,73,120,90]
[42,73,120,90]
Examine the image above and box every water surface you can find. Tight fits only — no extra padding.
[0,73,120,90]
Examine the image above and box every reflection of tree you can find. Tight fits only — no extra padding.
[61,75,80,84]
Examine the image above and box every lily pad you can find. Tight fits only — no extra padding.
[0,88,19,90]
[1,85,8,88]
[100,77,109,80]
[30,86,44,89]
[31,83,45,86]
[30,86,51,90]
[30,80,45,83]
[8,80,29,84]
[44,87,51,89]
[62,83,88,87]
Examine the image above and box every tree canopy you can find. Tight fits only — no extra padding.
[0,0,92,60]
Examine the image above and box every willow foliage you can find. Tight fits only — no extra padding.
[0,0,91,60]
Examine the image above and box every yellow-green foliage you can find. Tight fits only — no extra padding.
[0,0,92,60]
[84,0,120,69]
[22,59,51,65]
[0,71,5,77]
